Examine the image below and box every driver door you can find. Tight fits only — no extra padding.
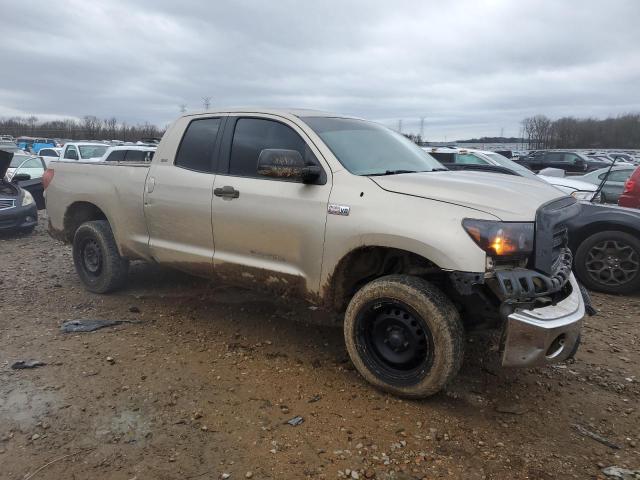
[210,115,331,295]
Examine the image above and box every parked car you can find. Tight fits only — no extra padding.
[517,151,611,174]
[609,153,637,165]
[59,142,109,162]
[45,109,587,398]
[0,150,38,233]
[16,137,56,153]
[427,147,598,200]
[568,202,640,294]
[618,166,640,209]
[578,166,636,204]
[100,145,156,162]
[39,147,63,166]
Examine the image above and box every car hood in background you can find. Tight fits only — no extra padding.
[538,175,597,192]
[370,170,566,221]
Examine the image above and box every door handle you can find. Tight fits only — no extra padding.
[214,186,240,199]
[146,177,156,193]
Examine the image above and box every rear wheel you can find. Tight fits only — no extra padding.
[72,220,129,293]
[575,231,640,294]
[343,275,464,398]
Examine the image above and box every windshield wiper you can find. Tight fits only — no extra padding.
[368,169,418,176]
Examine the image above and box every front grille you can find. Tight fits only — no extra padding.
[0,198,16,210]
[534,197,581,275]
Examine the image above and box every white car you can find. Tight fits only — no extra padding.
[59,143,109,162]
[38,147,63,167]
[426,147,598,200]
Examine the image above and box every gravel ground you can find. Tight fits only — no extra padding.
[0,216,638,480]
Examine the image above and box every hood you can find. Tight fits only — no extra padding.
[538,175,597,192]
[370,170,566,221]
[0,148,12,179]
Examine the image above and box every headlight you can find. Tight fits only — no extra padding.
[571,190,595,201]
[462,219,534,258]
[21,190,35,206]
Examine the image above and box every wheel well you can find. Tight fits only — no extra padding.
[63,202,107,242]
[571,222,640,250]
[324,246,442,312]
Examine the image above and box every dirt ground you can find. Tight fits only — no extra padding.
[1,216,639,480]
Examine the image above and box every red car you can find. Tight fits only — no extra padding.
[618,166,640,209]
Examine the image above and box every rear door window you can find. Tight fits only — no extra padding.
[175,118,222,172]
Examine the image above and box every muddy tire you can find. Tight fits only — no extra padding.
[574,230,640,294]
[72,220,129,293]
[344,275,464,398]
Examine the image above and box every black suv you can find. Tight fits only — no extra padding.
[517,151,610,174]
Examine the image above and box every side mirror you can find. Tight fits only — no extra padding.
[574,158,585,167]
[257,149,321,183]
[12,173,31,182]
[66,150,78,160]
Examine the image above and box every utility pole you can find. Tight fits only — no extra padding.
[202,96,211,110]
[179,104,187,114]
[398,119,403,133]
[500,127,504,138]
[420,117,425,141]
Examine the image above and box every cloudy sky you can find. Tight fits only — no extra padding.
[1,0,639,139]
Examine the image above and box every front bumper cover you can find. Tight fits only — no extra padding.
[0,202,38,231]
[502,273,584,367]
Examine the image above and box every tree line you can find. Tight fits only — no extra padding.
[0,116,164,141]
[522,113,640,149]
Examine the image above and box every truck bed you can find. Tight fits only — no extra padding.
[46,160,153,260]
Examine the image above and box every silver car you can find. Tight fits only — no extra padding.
[579,166,636,204]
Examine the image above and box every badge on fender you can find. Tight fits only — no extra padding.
[328,204,350,216]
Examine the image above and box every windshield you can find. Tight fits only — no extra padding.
[79,145,108,159]
[484,152,539,180]
[9,154,31,167]
[302,117,444,175]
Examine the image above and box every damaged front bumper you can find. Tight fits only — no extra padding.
[501,273,584,367]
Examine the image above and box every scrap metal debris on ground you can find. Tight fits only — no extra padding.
[11,360,46,369]
[286,416,304,426]
[60,319,136,333]
[601,466,640,480]
[573,424,621,450]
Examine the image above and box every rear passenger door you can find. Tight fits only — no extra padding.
[144,116,223,276]
[211,115,331,296]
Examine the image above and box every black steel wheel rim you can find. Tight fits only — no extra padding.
[355,298,435,387]
[81,238,103,277]
[585,239,639,287]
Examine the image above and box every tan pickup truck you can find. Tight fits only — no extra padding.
[45,109,586,397]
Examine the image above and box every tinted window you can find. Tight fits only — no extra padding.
[175,118,221,172]
[608,170,633,182]
[544,152,564,163]
[430,152,455,163]
[125,150,153,162]
[40,149,58,157]
[106,150,126,162]
[229,118,316,178]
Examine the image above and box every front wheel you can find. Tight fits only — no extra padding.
[343,275,464,398]
[72,220,129,293]
[574,230,640,294]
